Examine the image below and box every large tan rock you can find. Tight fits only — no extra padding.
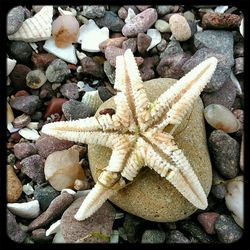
[7,165,22,203]
[88,78,212,222]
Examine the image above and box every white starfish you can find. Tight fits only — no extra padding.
[42,49,218,221]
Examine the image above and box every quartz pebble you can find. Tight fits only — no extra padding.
[14,142,37,160]
[197,212,219,234]
[7,6,25,35]
[26,69,47,89]
[7,165,22,203]
[225,177,243,228]
[52,15,79,48]
[44,148,85,191]
[169,14,191,41]
[81,5,105,18]
[13,113,31,129]
[22,183,34,195]
[141,229,166,243]
[204,104,241,133]
[60,82,79,100]
[155,19,170,33]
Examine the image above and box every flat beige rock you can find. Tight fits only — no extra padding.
[88,78,212,222]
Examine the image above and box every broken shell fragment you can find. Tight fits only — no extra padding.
[26,69,47,89]
[7,58,17,76]
[204,104,241,133]
[81,90,103,115]
[8,6,53,42]
[146,29,161,51]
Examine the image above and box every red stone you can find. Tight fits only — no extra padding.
[15,90,30,97]
[44,97,67,118]
[197,212,219,235]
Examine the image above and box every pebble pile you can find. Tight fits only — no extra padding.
[6,5,244,243]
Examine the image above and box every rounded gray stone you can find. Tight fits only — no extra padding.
[7,6,25,35]
[141,229,166,243]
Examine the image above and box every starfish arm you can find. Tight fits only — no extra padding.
[144,134,208,210]
[146,57,218,132]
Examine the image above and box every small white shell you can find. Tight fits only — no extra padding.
[61,188,76,195]
[125,8,136,23]
[58,7,76,16]
[214,6,228,13]
[18,127,40,140]
[7,58,17,76]
[43,38,78,64]
[8,6,53,42]
[77,19,109,52]
[22,183,34,195]
[146,29,161,51]
[7,102,14,124]
[46,220,61,236]
[81,90,103,114]
[7,200,40,219]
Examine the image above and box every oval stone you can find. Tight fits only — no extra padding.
[88,78,212,222]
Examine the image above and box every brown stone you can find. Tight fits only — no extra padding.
[9,64,31,90]
[99,37,127,53]
[31,52,57,69]
[88,78,212,222]
[44,97,67,118]
[7,165,22,203]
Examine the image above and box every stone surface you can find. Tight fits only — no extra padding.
[104,46,125,67]
[160,40,183,59]
[31,52,57,69]
[7,165,22,203]
[62,100,92,120]
[7,6,25,35]
[10,95,40,115]
[194,30,234,67]
[215,215,243,243]
[97,87,113,102]
[197,212,219,234]
[234,57,243,75]
[10,41,33,64]
[139,56,157,81]
[122,38,137,53]
[137,33,152,54]
[20,154,45,184]
[31,228,53,242]
[165,230,190,243]
[14,142,37,160]
[208,130,240,179]
[80,56,104,78]
[88,78,212,222]
[60,83,79,100]
[141,229,166,243]
[35,134,74,159]
[61,196,116,243]
[44,97,67,118]
[81,5,105,18]
[156,5,175,16]
[155,19,170,33]
[99,37,127,53]
[9,64,31,90]
[28,192,74,231]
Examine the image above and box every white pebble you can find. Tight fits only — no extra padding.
[7,200,40,219]
[22,183,34,195]
[146,29,161,51]
[46,220,61,236]
[76,50,87,60]
[19,127,40,140]
[29,42,39,53]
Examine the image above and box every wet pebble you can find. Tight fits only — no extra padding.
[157,52,191,79]
[81,5,105,18]
[208,130,240,179]
[137,33,152,54]
[10,95,40,115]
[60,82,79,100]
[141,229,166,243]
[155,19,170,33]
[44,97,67,118]
[197,212,219,234]
[7,209,27,243]
[34,184,60,211]
[122,38,137,53]
[160,40,183,59]
[97,86,113,102]
[31,52,57,69]
[215,215,243,243]
[99,37,127,53]
[80,56,104,78]
[9,64,31,90]
[45,59,70,83]
[28,192,74,231]
[7,165,22,203]
[202,13,241,29]
[95,11,124,32]
[61,196,116,243]
[10,41,33,64]
[14,142,37,160]
[35,134,74,159]
[7,6,25,35]
[122,8,158,37]
[165,230,190,243]
[20,154,45,184]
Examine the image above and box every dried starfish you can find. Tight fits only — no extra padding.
[42,49,217,221]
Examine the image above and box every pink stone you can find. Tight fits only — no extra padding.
[197,212,219,234]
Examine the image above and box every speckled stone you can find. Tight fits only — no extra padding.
[88,78,212,222]
[7,165,22,203]
[81,5,105,19]
[61,196,116,243]
[141,229,166,243]
[60,83,79,100]
[14,142,37,160]
[165,230,190,243]
[7,6,25,35]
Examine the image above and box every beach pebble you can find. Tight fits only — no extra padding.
[60,196,116,243]
[201,80,236,109]
[32,228,53,242]
[122,8,158,37]
[157,52,191,79]
[197,212,219,234]
[99,37,127,53]
[31,52,57,69]
[156,38,167,52]
[141,229,166,243]
[202,13,241,29]
[18,128,40,141]
[169,14,191,41]
[34,184,60,212]
[7,165,22,203]
[44,148,85,191]
[122,38,137,53]
[234,57,243,75]
[10,95,40,115]
[156,5,175,16]
[20,154,45,184]
[204,104,241,133]
[208,130,240,179]
[7,6,25,35]
[182,48,231,92]
[44,97,67,118]
[155,19,170,33]
[81,90,103,115]
[7,200,40,219]
[46,59,70,83]
[215,215,243,243]
[139,56,158,81]
[10,41,33,64]
[14,142,37,160]
[97,87,113,102]
[104,46,125,67]
[60,83,79,100]
[165,230,190,243]
[9,64,31,90]
[81,5,105,18]
[28,192,74,231]
[26,69,47,89]
[95,11,124,32]
[146,29,161,51]
[160,40,183,59]
[211,170,227,199]
[194,30,234,67]
[35,134,74,159]
[183,11,195,21]
[225,177,243,228]
[13,113,31,129]
[80,56,104,78]
[7,209,27,243]
[137,33,152,54]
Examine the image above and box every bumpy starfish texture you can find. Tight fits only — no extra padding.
[42,49,218,221]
